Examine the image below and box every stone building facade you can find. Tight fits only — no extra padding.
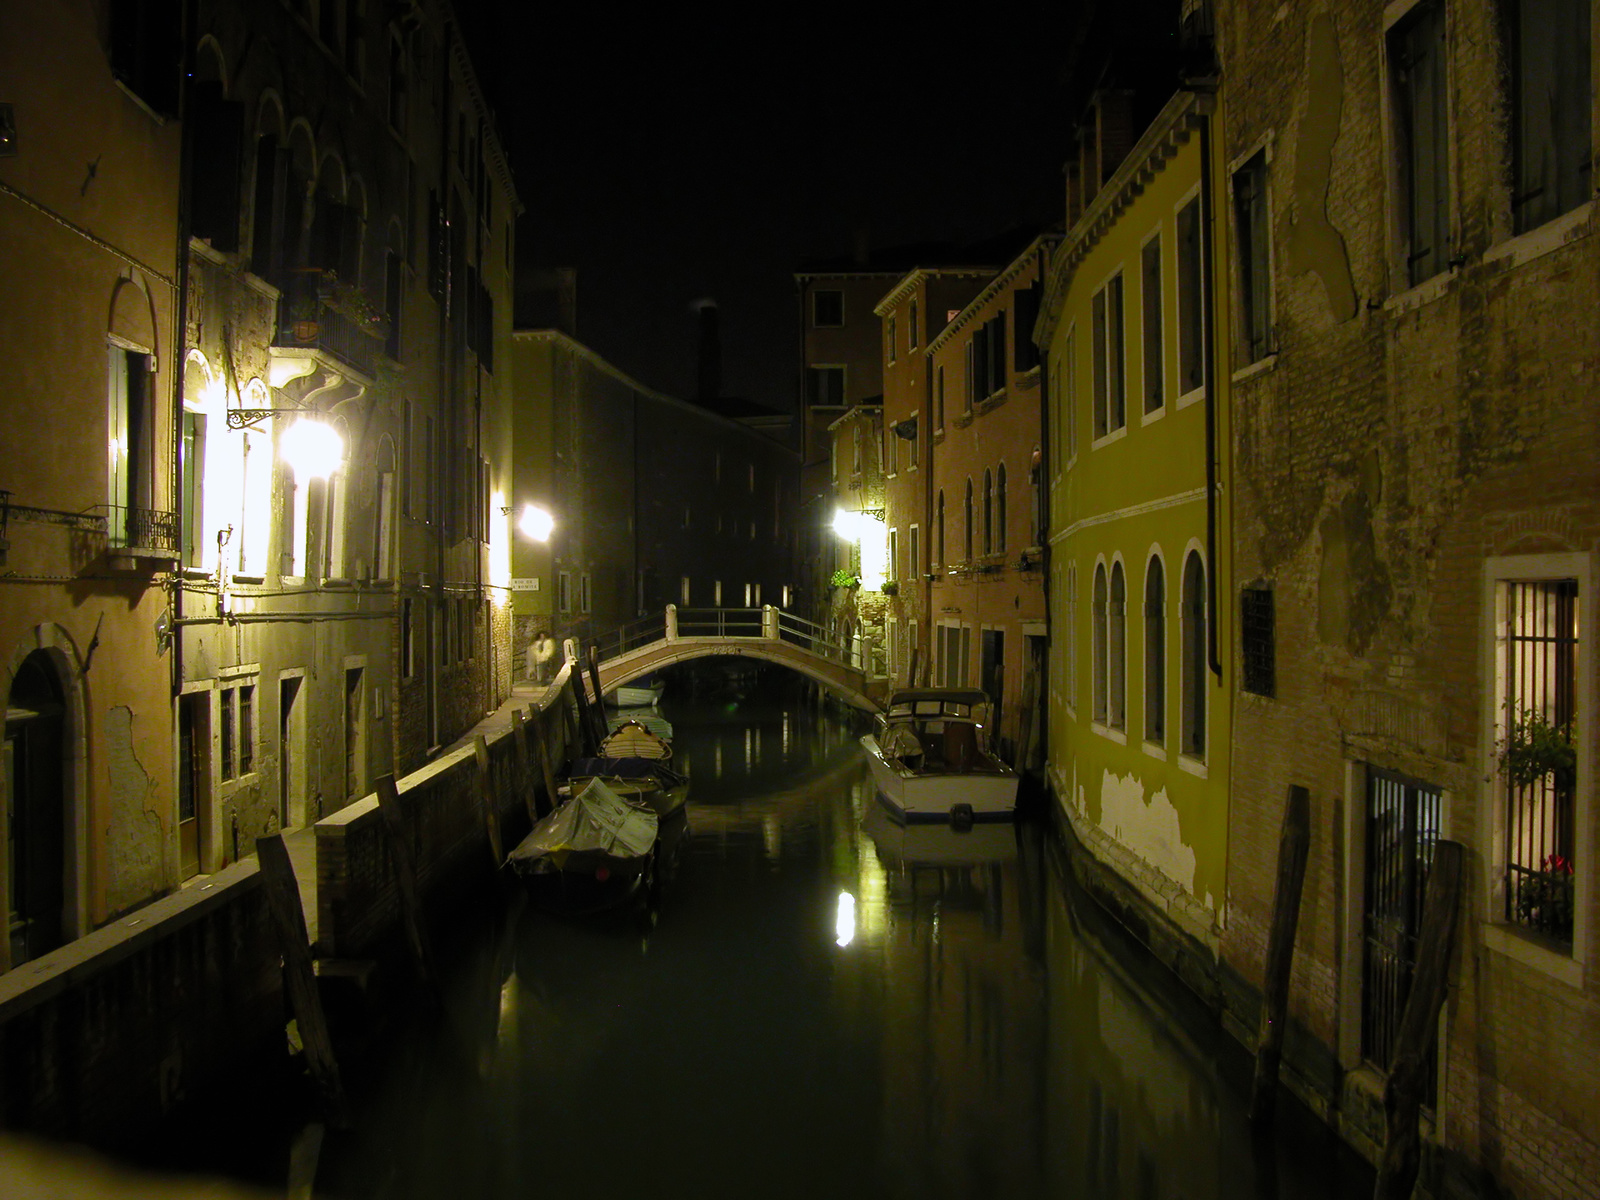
[0,0,186,952]
[1217,0,1600,1193]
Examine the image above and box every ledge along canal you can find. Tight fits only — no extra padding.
[174,669,1375,1199]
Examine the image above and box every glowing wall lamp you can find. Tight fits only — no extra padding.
[832,507,887,591]
[519,503,554,541]
[278,418,345,481]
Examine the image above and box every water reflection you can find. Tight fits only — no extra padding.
[322,687,1370,1200]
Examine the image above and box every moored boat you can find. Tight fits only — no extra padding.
[504,777,659,915]
[860,687,1018,823]
[570,718,690,817]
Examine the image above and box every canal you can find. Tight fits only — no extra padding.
[308,675,1374,1199]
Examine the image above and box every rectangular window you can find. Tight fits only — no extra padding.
[1066,561,1078,714]
[1232,150,1273,360]
[1241,587,1276,697]
[909,299,919,349]
[180,410,207,568]
[1497,576,1579,945]
[1091,274,1125,439]
[1388,1,1450,286]
[888,528,899,581]
[238,683,255,776]
[220,686,235,781]
[110,0,182,116]
[1508,0,1592,234]
[1065,324,1079,462]
[1141,234,1164,414]
[680,576,691,605]
[1176,196,1205,397]
[806,365,845,407]
[580,572,592,614]
[909,525,920,581]
[908,411,920,468]
[1013,285,1041,373]
[936,366,946,429]
[812,289,843,327]
[558,570,571,614]
[887,315,897,364]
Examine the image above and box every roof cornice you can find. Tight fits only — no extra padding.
[872,267,997,317]
[927,233,1062,354]
[1036,89,1211,348]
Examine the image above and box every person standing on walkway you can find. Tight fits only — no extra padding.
[532,631,556,685]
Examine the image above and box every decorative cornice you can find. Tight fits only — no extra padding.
[927,233,1061,354]
[1036,89,1212,348]
[872,267,998,317]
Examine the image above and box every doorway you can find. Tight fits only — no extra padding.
[981,629,1005,758]
[177,691,209,879]
[345,666,366,804]
[280,674,305,829]
[6,651,67,964]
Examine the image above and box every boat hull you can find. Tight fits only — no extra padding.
[861,734,1018,823]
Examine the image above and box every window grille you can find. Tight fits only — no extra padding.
[1501,578,1578,944]
[1362,766,1441,1102]
[1241,587,1275,697]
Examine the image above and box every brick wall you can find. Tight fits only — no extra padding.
[0,862,280,1154]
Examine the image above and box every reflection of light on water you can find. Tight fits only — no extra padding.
[496,977,517,1053]
[850,782,864,819]
[763,815,782,861]
[782,712,790,755]
[715,743,722,773]
[744,728,753,770]
[857,846,888,940]
[835,891,856,947]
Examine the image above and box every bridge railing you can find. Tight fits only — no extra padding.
[775,609,851,665]
[589,611,668,662]
[675,607,765,639]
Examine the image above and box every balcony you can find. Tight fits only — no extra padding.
[276,270,386,383]
[104,504,179,565]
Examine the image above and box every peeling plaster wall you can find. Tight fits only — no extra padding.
[102,706,165,918]
[1096,768,1208,910]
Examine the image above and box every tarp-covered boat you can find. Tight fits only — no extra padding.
[569,719,690,818]
[505,778,659,914]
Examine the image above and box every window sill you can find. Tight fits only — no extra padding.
[1090,425,1128,451]
[1177,753,1208,778]
[1482,199,1595,272]
[1142,740,1167,761]
[1140,404,1166,427]
[182,566,213,580]
[1380,268,1457,317]
[1481,921,1584,989]
[1175,385,1206,411]
[1091,722,1127,745]
[1231,353,1278,385]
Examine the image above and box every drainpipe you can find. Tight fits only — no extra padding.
[171,0,199,717]
[1196,94,1223,681]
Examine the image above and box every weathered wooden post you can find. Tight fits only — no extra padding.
[1373,840,1463,1200]
[1250,783,1312,1124]
[510,707,538,824]
[373,773,437,993]
[665,602,678,642]
[531,704,560,817]
[257,834,349,1128]
[586,644,609,743]
[473,735,504,868]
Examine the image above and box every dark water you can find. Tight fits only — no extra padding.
[319,682,1374,1200]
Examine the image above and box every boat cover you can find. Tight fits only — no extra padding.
[507,777,658,868]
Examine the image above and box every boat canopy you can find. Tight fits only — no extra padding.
[507,777,658,868]
[884,687,990,714]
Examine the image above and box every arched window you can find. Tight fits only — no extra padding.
[983,468,993,554]
[1092,563,1108,724]
[935,489,945,567]
[963,478,974,561]
[1109,561,1126,730]
[1182,550,1207,758]
[1145,554,1165,744]
[997,463,1008,553]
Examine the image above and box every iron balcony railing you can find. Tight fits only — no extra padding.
[277,271,384,380]
[104,504,178,554]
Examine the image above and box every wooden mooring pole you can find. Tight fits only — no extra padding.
[373,772,438,995]
[256,835,349,1129]
[1374,840,1463,1200]
[530,704,560,817]
[1250,783,1312,1124]
[510,708,538,824]
[473,735,505,868]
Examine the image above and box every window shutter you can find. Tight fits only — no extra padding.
[190,85,244,251]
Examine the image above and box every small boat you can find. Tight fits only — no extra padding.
[860,687,1018,824]
[504,777,659,915]
[570,719,690,817]
[607,678,666,708]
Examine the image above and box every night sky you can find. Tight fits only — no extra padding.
[460,1,1085,412]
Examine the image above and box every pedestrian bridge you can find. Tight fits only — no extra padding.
[567,606,881,712]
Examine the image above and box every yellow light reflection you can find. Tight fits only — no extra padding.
[835,891,856,948]
[488,490,511,590]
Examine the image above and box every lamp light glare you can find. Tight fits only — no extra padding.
[280,418,344,481]
[835,890,856,947]
[519,504,554,541]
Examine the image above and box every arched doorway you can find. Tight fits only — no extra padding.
[5,651,67,965]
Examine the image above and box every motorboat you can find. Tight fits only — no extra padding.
[606,677,666,708]
[860,687,1018,823]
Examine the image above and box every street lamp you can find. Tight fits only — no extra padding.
[519,503,554,541]
[278,418,344,481]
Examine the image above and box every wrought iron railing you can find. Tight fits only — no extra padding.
[676,607,764,639]
[276,272,384,379]
[105,504,178,553]
[589,611,668,662]
[776,609,850,664]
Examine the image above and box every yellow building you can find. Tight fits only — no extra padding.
[0,1,185,959]
[1039,87,1232,962]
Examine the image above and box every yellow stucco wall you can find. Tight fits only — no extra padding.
[1044,105,1233,933]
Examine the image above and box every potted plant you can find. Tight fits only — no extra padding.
[1516,853,1576,938]
[879,579,899,596]
[830,569,860,590]
[1500,704,1576,793]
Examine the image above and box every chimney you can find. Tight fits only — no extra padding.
[694,299,721,402]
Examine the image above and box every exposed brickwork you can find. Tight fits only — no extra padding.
[1219,0,1600,1192]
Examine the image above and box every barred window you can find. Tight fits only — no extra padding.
[1241,587,1275,697]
